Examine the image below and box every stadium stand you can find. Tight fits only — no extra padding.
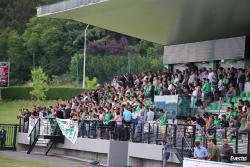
[18,65,250,163]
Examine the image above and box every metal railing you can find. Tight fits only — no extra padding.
[19,117,250,160]
[37,0,109,17]
[26,118,64,154]
[0,124,18,151]
[28,119,41,149]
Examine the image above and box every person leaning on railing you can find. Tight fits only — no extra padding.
[112,111,123,140]
[17,108,31,133]
[159,109,167,141]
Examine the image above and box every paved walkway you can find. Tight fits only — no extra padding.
[0,151,102,167]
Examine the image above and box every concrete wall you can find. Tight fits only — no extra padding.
[183,158,249,167]
[108,141,128,167]
[56,137,109,154]
[17,132,181,167]
[164,36,246,64]
[17,133,109,166]
[127,142,180,167]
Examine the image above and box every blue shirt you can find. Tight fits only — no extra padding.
[194,147,208,159]
[123,109,132,122]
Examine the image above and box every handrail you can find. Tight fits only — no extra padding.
[29,118,40,138]
[28,118,41,149]
[175,125,193,150]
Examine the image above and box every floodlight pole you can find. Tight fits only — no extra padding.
[83,24,89,89]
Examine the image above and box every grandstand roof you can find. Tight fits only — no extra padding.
[38,0,250,45]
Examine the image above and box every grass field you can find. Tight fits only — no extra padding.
[0,156,61,167]
[0,100,59,124]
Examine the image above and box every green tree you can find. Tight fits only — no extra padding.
[85,76,97,89]
[69,53,164,84]
[0,0,61,32]
[23,17,86,77]
[30,67,48,100]
[7,30,31,83]
[0,31,8,61]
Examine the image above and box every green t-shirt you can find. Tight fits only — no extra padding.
[136,106,141,113]
[231,111,238,118]
[213,119,220,127]
[104,90,110,100]
[225,114,230,121]
[202,82,211,94]
[144,84,153,97]
[154,83,162,95]
[160,114,167,126]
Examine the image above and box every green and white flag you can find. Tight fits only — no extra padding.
[56,118,78,144]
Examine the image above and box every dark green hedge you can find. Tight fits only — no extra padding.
[45,87,85,100]
[1,87,86,100]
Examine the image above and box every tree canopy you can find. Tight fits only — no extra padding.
[0,1,163,85]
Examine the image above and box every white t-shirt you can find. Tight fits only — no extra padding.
[218,79,224,91]
[132,112,138,119]
[192,90,198,97]
[208,72,215,83]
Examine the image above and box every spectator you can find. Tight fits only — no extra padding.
[239,115,250,134]
[194,141,208,160]
[146,108,155,122]
[113,111,123,140]
[226,116,238,138]
[162,140,171,167]
[131,108,138,124]
[238,69,246,93]
[0,128,6,150]
[190,86,202,108]
[159,109,167,141]
[207,139,220,162]
[220,139,233,163]
[17,109,31,133]
[218,74,225,96]
[208,68,215,83]
[202,78,211,102]
[225,83,236,100]
[134,110,146,141]
[123,107,132,123]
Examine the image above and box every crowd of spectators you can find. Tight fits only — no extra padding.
[17,65,250,161]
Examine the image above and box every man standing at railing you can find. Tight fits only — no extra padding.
[159,109,167,142]
[0,128,6,150]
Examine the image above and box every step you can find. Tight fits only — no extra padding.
[35,143,48,147]
[41,135,64,142]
